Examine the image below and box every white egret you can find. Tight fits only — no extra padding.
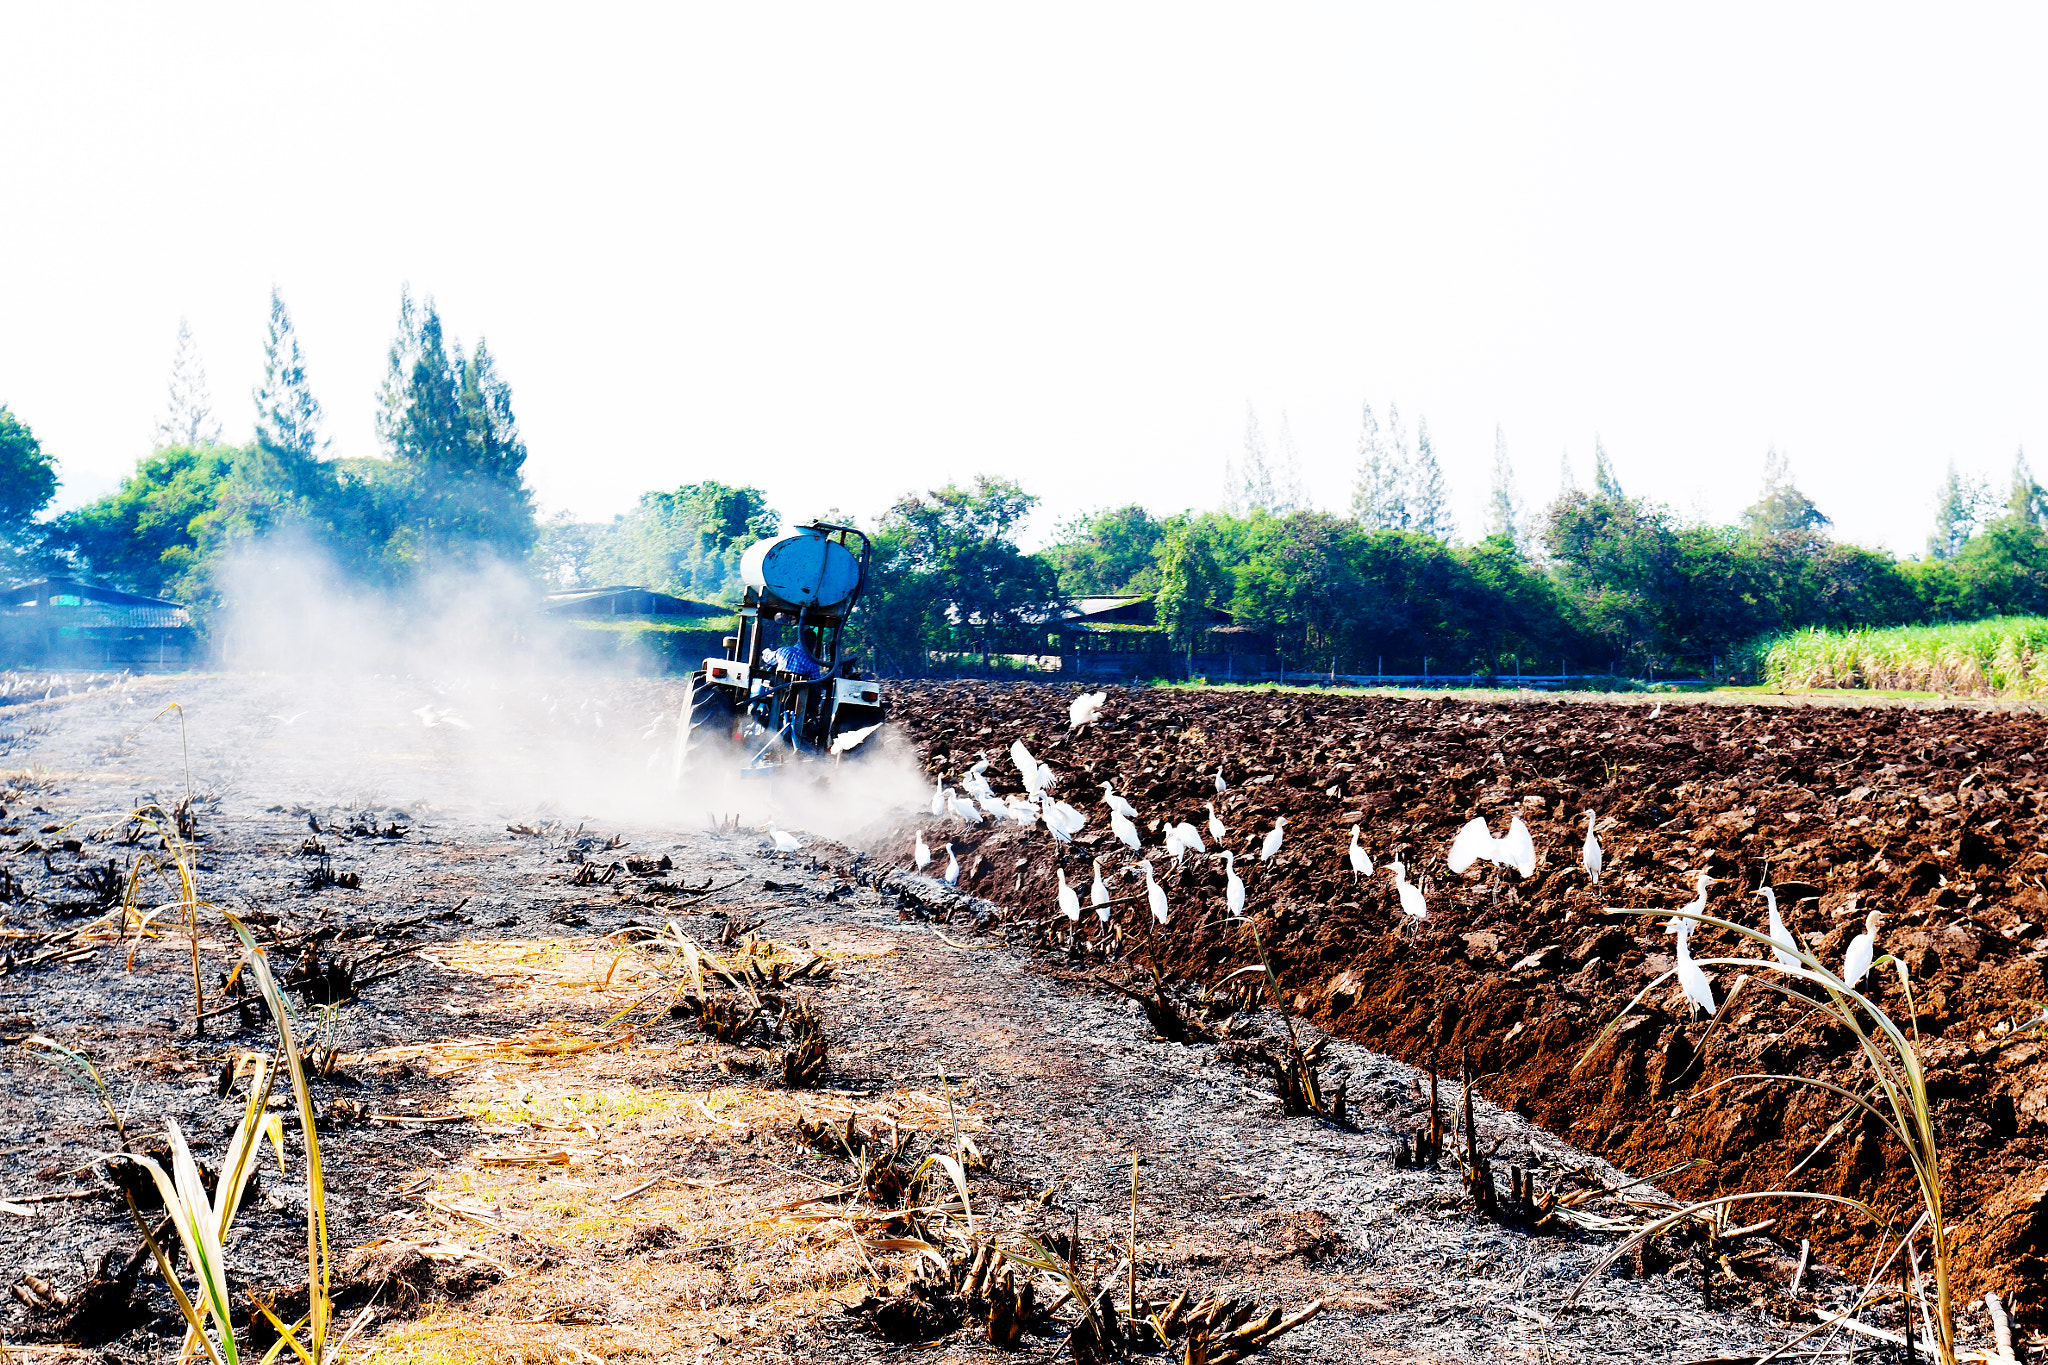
[1069,690,1108,730]
[931,783,948,817]
[1057,866,1082,921]
[962,768,997,802]
[1142,859,1170,924]
[1100,782,1138,820]
[1010,738,1038,785]
[1206,802,1226,843]
[1648,701,1663,719]
[979,794,1009,820]
[1260,815,1287,862]
[1224,848,1246,918]
[1447,814,1537,878]
[1844,911,1880,989]
[1387,860,1427,919]
[943,845,960,886]
[1044,800,1087,840]
[1665,871,1715,934]
[1214,767,1229,793]
[1090,857,1112,919]
[914,830,931,871]
[765,823,801,855]
[1111,809,1142,852]
[950,792,986,826]
[1758,887,1798,970]
[1582,811,1603,888]
[1674,919,1716,1017]
[968,753,990,777]
[1170,820,1206,857]
[1004,798,1040,827]
[1346,824,1372,882]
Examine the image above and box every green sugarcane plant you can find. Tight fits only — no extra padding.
[1577,901,1957,1362]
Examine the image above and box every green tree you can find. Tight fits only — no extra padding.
[0,405,59,563]
[53,445,239,597]
[1407,415,1453,539]
[1046,504,1165,595]
[252,288,328,478]
[1928,460,1989,561]
[856,475,1057,669]
[381,299,537,567]
[590,481,779,598]
[1742,447,1829,534]
[1482,424,1522,549]
[1349,400,1405,531]
[1154,519,1226,650]
[1591,437,1624,501]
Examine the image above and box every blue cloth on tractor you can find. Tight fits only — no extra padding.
[764,643,822,679]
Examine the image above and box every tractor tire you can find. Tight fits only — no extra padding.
[672,672,739,785]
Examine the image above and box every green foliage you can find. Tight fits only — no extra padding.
[0,404,58,550]
[853,475,1058,667]
[52,444,240,597]
[1741,448,1829,534]
[543,482,777,600]
[1046,504,1165,594]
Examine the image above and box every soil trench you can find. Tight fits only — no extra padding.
[884,679,2048,1318]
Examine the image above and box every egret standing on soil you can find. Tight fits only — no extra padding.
[1224,849,1245,918]
[1100,782,1138,821]
[1111,809,1142,852]
[766,823,801,855]
[1057,866,1082,921]
[1582,811,1602,888]
[1215,767,1229,793]
[1346,824,1372,883]
[1666,871,1715,934]
[1844,910,1881,988]
[1674,918,1716,1017]
[1386,860,1427,919]
[1206,802,1226,844]
[943,845,960,886]
[1759,887,1798,970]
[1091,858,1111,920]
[1142,859,1170,924]
[914,830,931,871]
[1260,816,1286,862]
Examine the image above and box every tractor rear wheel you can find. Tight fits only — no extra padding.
[672,672,739,785]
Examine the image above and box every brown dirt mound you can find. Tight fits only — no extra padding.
[884,681,2048,1309]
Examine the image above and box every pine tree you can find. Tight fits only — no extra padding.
[1273,412,1307,515]
[2005,448,2048,528]
[1238,405,1277,514]
[374,287,422,458]
[252,288,327,468]
[1741,446,1830,534]
[1407,415,1453,539]
[1558,449,1577,495]
[1591,437,1624,501]
[1349,400,1404,530]
[1383,404,1414,530]
[154,318,223,450]
[1483,424,1522,547]
[1929,460,1988,560]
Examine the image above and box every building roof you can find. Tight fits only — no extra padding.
[2,579,191,630]
[1056,595,1234,630]
[542,586,730,619]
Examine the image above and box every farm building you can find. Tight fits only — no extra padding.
[1055,594,1273,679]
[540,585,736,674]
[0,578,195,671]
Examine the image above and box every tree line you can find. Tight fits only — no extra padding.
[5,336,2046,680]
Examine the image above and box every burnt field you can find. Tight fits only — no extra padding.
[0,671,1874,1365]
[886,680,2048,1315]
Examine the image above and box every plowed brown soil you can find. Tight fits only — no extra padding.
[885,681,2048,1311]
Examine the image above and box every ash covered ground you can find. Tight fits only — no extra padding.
[0,670,2005,1363]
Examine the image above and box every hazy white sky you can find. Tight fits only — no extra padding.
[2,5,2043,554]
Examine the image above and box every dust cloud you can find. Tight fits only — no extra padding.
[79,544,932,845]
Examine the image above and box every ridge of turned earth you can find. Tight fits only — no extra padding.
[881,680,2048,1310]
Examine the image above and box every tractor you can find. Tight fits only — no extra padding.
[671,520,887,781]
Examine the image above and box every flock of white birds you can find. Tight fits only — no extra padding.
[750,689,1889,1023]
